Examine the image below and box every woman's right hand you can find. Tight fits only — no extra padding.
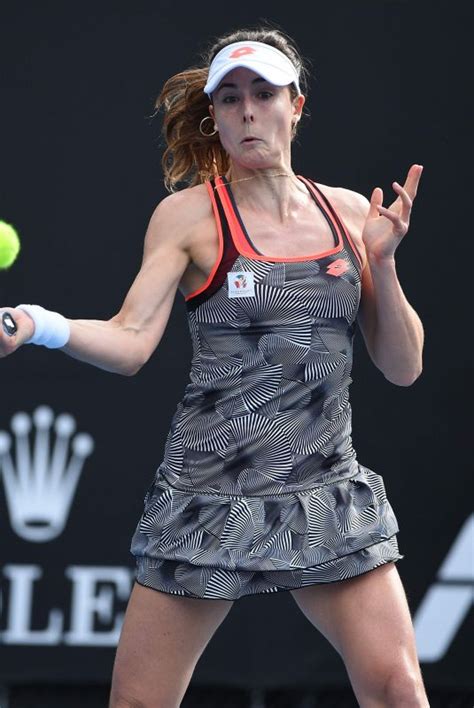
[0,308,35,357]
[0,186,202,372]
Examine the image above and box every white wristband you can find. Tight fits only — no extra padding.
[16,304,70,348]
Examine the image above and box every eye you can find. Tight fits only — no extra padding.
[221,91,274,104]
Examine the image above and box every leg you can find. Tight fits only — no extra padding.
[109,581,234,708]
[290,562,429,707]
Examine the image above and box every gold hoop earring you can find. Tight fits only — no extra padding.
[199,116,218,136]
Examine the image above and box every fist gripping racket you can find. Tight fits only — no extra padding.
[0,220,21,336]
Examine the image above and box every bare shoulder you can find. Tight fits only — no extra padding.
[314,182,370,270]
[315,183,370,218]
[161,182,211,216]
[146,182,212,250]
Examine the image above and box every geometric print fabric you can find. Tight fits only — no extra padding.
[130,175,404,599]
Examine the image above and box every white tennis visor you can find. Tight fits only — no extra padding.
[204,41,301,99]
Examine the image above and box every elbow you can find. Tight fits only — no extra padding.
[122,347,153,376]
[117,352,145,376]
[121,354,147,376]
[407,366,423,386]
[384,366,423,387]
[122,364,141,377]
[108,318,151,376]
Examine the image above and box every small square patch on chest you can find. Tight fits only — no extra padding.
[227,271,255,298]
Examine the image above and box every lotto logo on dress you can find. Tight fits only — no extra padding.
[326,258,350,277]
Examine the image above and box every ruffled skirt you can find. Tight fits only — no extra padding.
[130,463,404,600]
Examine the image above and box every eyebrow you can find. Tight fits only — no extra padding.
[215,77,269,94]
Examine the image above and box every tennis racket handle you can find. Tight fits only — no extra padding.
[2,312,18,337]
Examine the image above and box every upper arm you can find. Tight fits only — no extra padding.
[110,191,192,360]
[357,254,378,364]
[334,188,379,364]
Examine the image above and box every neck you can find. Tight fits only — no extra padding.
[224,165,310,224]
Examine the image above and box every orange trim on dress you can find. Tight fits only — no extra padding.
[184,181,224,302]
[300,176,365,271]
[214,175,344,263]
[337,217,365,271]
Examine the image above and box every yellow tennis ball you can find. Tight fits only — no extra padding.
[0,221,21,269]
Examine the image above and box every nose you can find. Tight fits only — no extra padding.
[241,96,254,123]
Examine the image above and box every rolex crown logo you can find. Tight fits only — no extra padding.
[0,406,94,542]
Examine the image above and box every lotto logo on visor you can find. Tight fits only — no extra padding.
[229,47,256,59]
[204,40,301,98]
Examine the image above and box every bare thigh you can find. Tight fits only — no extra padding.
[109,581,233,708]
[290,562,427,704]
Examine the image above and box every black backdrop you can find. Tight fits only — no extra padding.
[0,0,472,698]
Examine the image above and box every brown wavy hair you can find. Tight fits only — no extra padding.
[153,23,312,193]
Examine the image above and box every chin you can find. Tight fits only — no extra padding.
[236,154,275,170]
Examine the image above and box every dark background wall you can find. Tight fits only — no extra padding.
[0,1,472,705]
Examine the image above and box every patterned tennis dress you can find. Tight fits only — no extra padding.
[130,174,404,600]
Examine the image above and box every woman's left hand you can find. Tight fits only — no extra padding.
[361,164,423,262]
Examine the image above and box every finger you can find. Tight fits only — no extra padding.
[390,163,422,217]
[376,205,405,234]
[403,164,423,200]
[392,181,412,221]
[368,187,383,219]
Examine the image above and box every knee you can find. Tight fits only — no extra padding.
[384,667,428,707]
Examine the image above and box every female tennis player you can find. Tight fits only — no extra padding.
[0,25,428,708]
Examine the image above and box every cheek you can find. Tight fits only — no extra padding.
[262,104,292,131]
[216,124,232,146]
[215,130,238,157]
[216,120,240,148]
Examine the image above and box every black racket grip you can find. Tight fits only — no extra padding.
[2,312,18,337]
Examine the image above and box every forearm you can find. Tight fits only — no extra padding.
[369,256,424,386]
[60,317,148,376]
